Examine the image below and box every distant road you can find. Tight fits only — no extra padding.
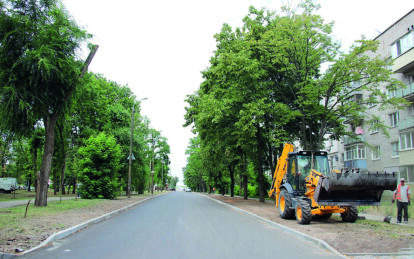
[0,197,76,209]
[25,192,342,259]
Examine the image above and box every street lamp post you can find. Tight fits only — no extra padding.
[127,106,134,198]
[127,97,147,198]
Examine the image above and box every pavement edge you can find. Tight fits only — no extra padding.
[200,194,346,258]
[1,194,163,258]
[201,194,414,258]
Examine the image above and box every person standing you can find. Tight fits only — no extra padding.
[393,178,411,223]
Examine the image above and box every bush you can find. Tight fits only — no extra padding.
[78,132,122,199]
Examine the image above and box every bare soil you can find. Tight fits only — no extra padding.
[206,194,414,255]
[0,195,151,255]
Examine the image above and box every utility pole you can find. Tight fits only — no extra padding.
[161,161,163,192]
[127,106,134,198]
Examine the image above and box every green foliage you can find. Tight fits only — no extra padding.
[0,0,91,134]
[183,1,407,201]
[78,132,122,199]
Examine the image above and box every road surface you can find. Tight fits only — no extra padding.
[25,192,343,259]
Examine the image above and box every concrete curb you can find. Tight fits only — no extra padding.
[199,194,346,258]
[201,194,414,258]
[1,194,162,258]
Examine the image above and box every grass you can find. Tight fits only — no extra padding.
[356,219,414,238]
[358,187,413,219]
[0,199,104,230]
[0,191,163,232]
[0,190,75,202]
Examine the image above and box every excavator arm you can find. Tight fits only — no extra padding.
[268,143,294,207]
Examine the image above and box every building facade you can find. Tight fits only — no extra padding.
[328,9,414,183]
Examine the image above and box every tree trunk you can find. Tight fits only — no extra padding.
[243,174,248,200]
[229,165,235,197]
[27,176,32,192]
[301,112,308,149]
[31,148,37,193]
[58,123,66,195]
[256,127,265,202]
[35,115,58,207]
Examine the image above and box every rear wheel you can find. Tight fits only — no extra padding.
[278,189,295,219]
[295,200,312,225]
[341,206,358,223]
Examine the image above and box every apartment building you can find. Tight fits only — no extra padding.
[327,9,414,183]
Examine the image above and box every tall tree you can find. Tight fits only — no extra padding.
[184,1,406,203]
[0,0,95,206]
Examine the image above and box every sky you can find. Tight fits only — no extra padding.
[62,0,413,183]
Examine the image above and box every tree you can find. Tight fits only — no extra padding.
[0,0,95,206]
[184,1,406,203]
[78,132,122,199]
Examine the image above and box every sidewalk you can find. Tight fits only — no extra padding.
[0,196,77,209]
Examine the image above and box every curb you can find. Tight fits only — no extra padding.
[202,194,414,259]
[1,194,162,258]
[199,194,346,258]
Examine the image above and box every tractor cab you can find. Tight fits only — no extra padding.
[286,151,329,195]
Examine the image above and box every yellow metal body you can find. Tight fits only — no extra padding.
[305,170,345,215]
[268,143,294,208]
[268,144,345,216]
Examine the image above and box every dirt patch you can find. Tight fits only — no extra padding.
[0,195,153,255]
[206,194,414,254]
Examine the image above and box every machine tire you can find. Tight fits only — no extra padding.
[341,206,358,223]
[295,200,312,225]
[278,189,295,219]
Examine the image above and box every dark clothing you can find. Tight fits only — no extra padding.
[397,200,408,222]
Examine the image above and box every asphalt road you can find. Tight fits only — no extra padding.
[25,192,343,259]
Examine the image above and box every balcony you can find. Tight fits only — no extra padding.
[344,159,367,169]
[399,116,414,131]
[392,48,414,73]
[343,135,365,145]
[401,82,414,101]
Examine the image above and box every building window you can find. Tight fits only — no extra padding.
[400,131,414,150]
[388,89,397,99]
[367,94,376,107]
[399,166,414,183]
[369,120,380,134]
[391,31,414,59]
[345,144,366,161]
[389,112,399,127]
[372,145,381,160]
[391,142,400,158]
[385,57,393,71]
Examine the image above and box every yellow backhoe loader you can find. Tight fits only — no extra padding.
[268,143,398,224]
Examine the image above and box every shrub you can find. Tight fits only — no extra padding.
[78,132,122,199]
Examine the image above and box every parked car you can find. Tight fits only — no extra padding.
[0,178,17,193]
[185,187,191,192]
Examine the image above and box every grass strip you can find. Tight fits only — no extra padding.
[0,199,103,230]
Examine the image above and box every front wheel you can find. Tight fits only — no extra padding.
[341,206,358,223]
[295,200,312,225]
[279,189,295,219]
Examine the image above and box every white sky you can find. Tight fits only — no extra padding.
[62,0,413,183]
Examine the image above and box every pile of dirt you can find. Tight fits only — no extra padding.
[0,195,152,255]
[206,194,414,254]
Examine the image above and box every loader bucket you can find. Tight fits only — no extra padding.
[313,172,398,206]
